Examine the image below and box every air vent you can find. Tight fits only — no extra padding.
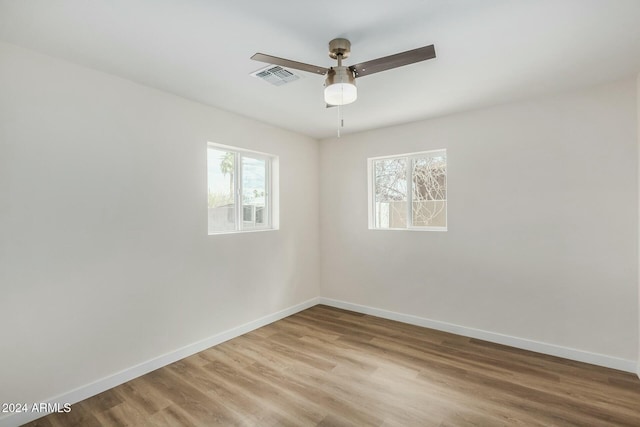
[250,65,301,86]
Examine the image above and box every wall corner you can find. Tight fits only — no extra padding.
[637,72,640,379]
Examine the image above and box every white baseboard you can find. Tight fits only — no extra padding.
[318,297,637,374]
[0,297,321,427]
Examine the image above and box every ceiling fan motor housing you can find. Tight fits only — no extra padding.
[325,66,356,86]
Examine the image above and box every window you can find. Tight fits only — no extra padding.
[368,149,446,231]
[207,143,277,234]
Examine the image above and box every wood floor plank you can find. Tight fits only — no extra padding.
[22,305,640,426]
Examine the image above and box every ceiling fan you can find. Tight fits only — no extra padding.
[251,38,436,106]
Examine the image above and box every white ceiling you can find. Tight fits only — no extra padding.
[1,0,640,139]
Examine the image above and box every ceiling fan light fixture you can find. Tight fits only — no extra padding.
[252,39,436,110]
[324,66,357,106]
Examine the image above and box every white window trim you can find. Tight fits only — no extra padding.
[368,149,447,231]
[207,142,278,235]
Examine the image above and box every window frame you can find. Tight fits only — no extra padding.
[207,142,277,235]
[368,149,447,232]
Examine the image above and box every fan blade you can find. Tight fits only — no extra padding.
[349,44,436,78]
[251,53,327,75]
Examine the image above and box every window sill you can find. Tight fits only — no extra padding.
[208,227,278,236]
[368,227,447,232]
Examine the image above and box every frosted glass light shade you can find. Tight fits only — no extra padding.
[324,66,357,106]
[324,83,357,106]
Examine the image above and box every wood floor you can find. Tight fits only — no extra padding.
[24,305,640,426]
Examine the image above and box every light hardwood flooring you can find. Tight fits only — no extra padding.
[24,305,640,426]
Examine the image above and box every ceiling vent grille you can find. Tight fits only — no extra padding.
[251,65,301,86]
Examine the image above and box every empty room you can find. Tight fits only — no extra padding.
[1,0,639,426]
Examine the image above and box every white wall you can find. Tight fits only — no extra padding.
[320,78,638,364]
[0,42,320,406]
